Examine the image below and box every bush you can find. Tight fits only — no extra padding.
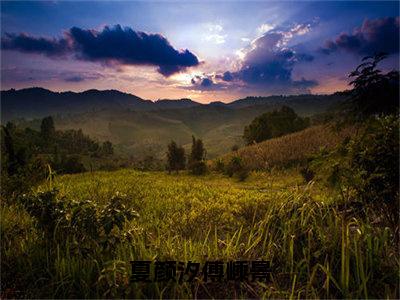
[61,155,86,174]
[188,161,207,175]
[213,158,225,173]
[225,156,249,181]
[311,115,399,232]
[20,189,139,249]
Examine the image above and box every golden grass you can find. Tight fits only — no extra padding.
[216,124,356,170]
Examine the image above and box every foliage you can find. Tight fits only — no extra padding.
[213,158,225,173]
[2,169,398,298]
[1,117,114,179]
[20,189,139,249]
[225,156,248,180]
[52,153,86,174]
[310,115,399,231]
[188,136,207,175]
[1,125,47,200]
[166,140,186,173]
[347,53,399,120]
[243,106,310,144]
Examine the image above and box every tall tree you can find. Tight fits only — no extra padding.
[347,52,399,119]
[166,141,186,174]
[188,136,207,175]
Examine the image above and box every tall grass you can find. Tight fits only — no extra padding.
[1,170,398,298]
[215,124,356,170]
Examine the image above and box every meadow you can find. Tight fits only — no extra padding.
[217,124,356,170]
[2,168,398,298]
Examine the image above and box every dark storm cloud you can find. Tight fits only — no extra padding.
[321,17,400,55]
[188,75,228,91]
[1,33,71,56]
[1,25,200,76]
[216,29,317,92]
[186,24,317,94]
[215,71,234,82]
[67,25,200,76]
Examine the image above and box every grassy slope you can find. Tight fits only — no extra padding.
[216,124,356,170]
[52,106,261,159]
[2,169,398,298]
[47,102,338,159]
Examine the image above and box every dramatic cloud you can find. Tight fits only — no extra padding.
[1,25,200,76]
[215,71,234,82]
[321,17,400,55]
[1,33,71,56]
[186,74,229,91]
[216,23,318,93]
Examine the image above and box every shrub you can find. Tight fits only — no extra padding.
[189,160,207,175]
[225,156,249,181]
[20,189,139,249]
[213,158,225,173]
[311,115,399,232]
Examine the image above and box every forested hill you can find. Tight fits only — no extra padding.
[1,87,346,122]
[1,87,347,159]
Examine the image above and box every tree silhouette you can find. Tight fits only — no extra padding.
[348,52,399,119]
[166,141,186,174]
[188,136,207,175]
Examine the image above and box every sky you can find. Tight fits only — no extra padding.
[1,1,399,103]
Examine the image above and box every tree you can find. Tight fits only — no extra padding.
[243,106,309,144]
[40,116,55,139]
[188,136,207,175]
[166,141,186,173]
[347,52,399,119]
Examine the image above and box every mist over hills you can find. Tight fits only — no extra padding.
[1,87,346,158]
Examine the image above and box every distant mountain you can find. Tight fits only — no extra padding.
[154,98,202,109]
[1,88,206,122]
[1,87,347,159]
[1,87,346,122]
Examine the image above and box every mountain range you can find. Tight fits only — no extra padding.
[1,87,346,159]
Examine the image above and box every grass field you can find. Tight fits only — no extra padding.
[2,169,398,298]
[217,125,356,170]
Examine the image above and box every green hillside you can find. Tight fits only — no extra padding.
[3,88,346,159]
[215,124,356,170]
